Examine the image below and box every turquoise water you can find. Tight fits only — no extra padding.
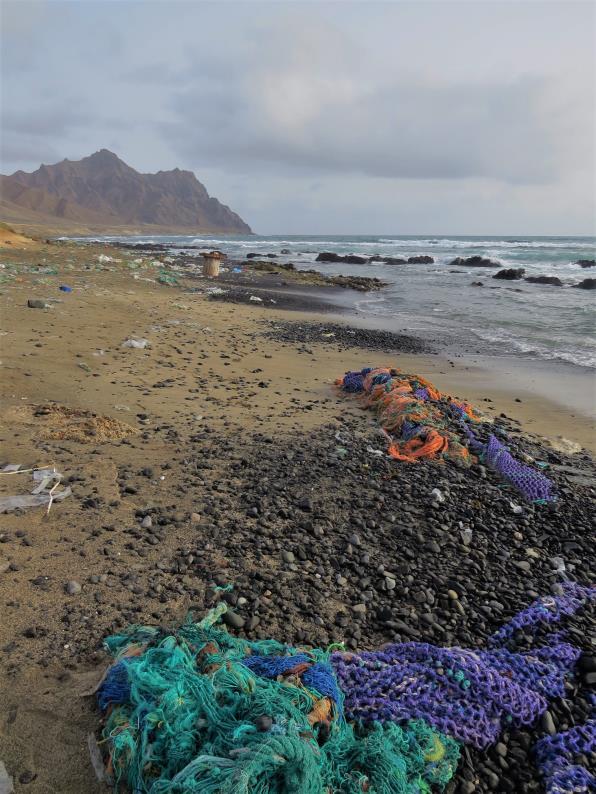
[76,234,596,369]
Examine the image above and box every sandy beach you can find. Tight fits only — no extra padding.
[0,235,594,793]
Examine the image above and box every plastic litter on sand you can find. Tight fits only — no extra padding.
[0,464,71,514]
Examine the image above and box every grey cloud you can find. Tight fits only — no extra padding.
[163,72,573,185]
[154,10,589,187]
[2,105,92,138]
[0,0,593,233]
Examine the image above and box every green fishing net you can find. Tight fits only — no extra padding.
[99,608,459,793]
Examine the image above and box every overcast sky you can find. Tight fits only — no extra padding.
[1,0,594,234]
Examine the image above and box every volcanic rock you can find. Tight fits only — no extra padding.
[449,256,500,268]
[524,276,562,286]
[493,268,525,280]
[574,278,596,290]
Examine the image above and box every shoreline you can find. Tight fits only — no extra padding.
[1,235,594,450]
[0,235,594,793]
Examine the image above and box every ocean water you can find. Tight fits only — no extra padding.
[78,234,595,370]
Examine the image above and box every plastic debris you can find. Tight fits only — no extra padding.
[121,338,149,349]
[27,299,49,309]
[158,271,179,286]
[431,487,445,503]
[460,527,473,546]
[550,557,566,574]
[59,285,72,292]
[97,254,113,263]
[334,430,351,444]
[0,465,71,514]
[510,501,523,514]
[0,760,14,794]
[87,734,111,784]
[366,445,384,456]
[249,295,263,302]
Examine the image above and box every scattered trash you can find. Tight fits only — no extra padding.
[549,557,566,574]
[460,527,473,546]
[205,287,226,296]
[334,430,351,444]
[431,487,445,503]
[97,254,113,263]
[78,362,92,372]
[121,338,149,349]
[510,501,523,515]
[59,285,72,292]
[113,404,131,411]
[249,295,263,302]
[158,271,179,286]
[0,760,14,794]
[321,332,336,338]
[88,734,111,784]
[0,464,71,514]
[366,446,384,456]
[27,299,49,309]
[232,267,242,273]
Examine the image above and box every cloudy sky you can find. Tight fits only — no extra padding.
[1,0,594,234]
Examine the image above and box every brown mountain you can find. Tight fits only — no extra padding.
[0,150,252,234]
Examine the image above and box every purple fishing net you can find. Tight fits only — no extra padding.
[488,582,593,647]
[534,712,596,794]
[482,434,555,503]
[331,583,594,750]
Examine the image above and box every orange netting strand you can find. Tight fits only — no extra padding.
[337,366,477,465]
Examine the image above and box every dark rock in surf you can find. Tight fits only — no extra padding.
[493,268,525,280]
[576,259,595,268]
[316,252,368,265]
[369,256,407,264]
[525,276,562,287]
[574,278,596,290]
[449,256,500,268]
[407,255,434,264]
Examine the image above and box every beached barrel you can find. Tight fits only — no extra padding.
[201,251,224,277]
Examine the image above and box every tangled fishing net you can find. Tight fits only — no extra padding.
[336,366,555,503]
[96,583,594,793]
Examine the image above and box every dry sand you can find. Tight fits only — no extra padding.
[0,237,593,792]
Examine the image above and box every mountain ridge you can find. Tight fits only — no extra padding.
[0,150,252,234]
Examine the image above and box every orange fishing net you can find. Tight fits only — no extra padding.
[336,366,481,464]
